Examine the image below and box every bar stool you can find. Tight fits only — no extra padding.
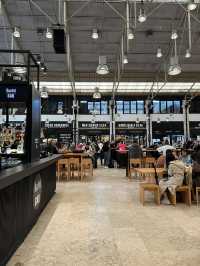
[68,158,80,180]
[81,158,93,180]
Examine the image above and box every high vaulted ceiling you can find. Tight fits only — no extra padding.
[1,1,200,95]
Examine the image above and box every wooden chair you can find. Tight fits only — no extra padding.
[57,159,69,181]
[129,158,143,179]
[139,183,160,205]
[144,157,156,168]
[169,166,192,206]
[196,187,200,207]
[81,158,93,180]
[68,158,80,180]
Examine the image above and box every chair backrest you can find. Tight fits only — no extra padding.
[184,166,192,188]
[130,158,142,167]
[58,159,68,166]
[68,158,80,165]
[82,158,92,165]
[144,157,156,164]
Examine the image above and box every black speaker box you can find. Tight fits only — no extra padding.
[53,29,66,54]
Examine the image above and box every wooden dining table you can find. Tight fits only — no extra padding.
[62,152,89,179]
[135,167,166,183]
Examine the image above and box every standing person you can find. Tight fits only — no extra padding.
[128,140,143,159]
[102,141,110,168]
[97,140,104,166]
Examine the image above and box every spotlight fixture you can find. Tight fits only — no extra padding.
[168,56,182,76]
[92,28,99,39]
[128,29,134,40]
[171,29,178,40]
[96,56,109,75]
[136,117,140,124]
[13,27,20,38]
[40,62,45,71]
[46,27,52,39]
[123,55,128,64]
[93,87,101,99]
[185,49,191,58]
[40,87,48,99]
[138,8,146,23]
[187,0,197,11]
[156,48,162,58]
[36,55,41,65]
[157,117,161,124]
[43,66,48,75]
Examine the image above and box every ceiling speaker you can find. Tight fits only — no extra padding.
[53,29,66,54]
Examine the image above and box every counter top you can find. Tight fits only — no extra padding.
[0,154,62,190]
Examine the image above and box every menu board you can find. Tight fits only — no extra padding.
[0,84,29,102]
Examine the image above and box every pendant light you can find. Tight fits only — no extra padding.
[185,49,191,58]
[36,55,41,65]
[92,29,99,39]
[171,29,178,40]
[128,29,134,40]
[123,54,128,64]
[168,38,181,76]
[156,48,162,58]
[138,1,146,23]
[93,87,101,99]
[96,56,109,75]
[187,0,197,11]
[46,27,52,39]
[157,117,161,124]
[13,27,20,38]
[13,53,26,74]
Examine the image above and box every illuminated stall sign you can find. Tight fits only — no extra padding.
[79,122,109,129]
[116,122,145,129]
[43,122,71,129]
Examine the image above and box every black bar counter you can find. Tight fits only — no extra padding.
[0,154,62,266]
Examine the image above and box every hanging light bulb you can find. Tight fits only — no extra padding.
[138,8,146,23]
[185,49,191,58]
[13,27,20,38]
[171,29,178,40]
[157,117,161,124]
[136,117,140,124]
[156,48,162,58]
[93,87,101,99]
[43,66,48,75]
[128,29,134,40]
[168,56,182,76]
[96,56,109,75]
[46,27,52,39]
[123,55,128,64]
[187,0,197,11]
[92,28,99,39]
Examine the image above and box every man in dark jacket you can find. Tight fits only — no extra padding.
[128,140,143,159]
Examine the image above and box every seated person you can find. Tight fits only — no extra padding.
[159,151,185,204]
[191,146,200,191]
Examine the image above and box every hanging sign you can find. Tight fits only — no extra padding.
[116,122,145,129]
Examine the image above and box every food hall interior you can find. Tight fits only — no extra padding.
[1,1,200,266]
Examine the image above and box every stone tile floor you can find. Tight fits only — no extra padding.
[7,168,200,266]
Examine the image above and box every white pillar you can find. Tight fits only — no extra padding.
[183,100,190,141]
[145,100,152,147]
[109,100,115,142]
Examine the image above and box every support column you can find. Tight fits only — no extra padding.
[183,99,190,141]
[72,100,79,145]
[145,100,153,147]
[109,100,115,142]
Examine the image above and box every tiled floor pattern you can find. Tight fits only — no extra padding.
[7,168,200,266]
